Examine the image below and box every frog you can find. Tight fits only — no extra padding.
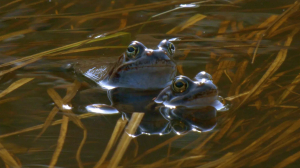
[154,71,225,110]
[82,40,177,89]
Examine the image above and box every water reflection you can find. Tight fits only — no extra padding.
[80,71,223,137]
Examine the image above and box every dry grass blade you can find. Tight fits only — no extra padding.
[190,131,217,153]
[0,29,33,42]
[228,60,249,97]
[107,113,144,168]
[0,78,34,99]
[0,113,96,139]
[49,115,69,168]
[132,134,183,163]
[265,1,300,37]
[36,80,81,140]
[0,32,129,76]
[212,58,235,84]
[235,28,299,110]
[197,152,233,168]
[213,117,235,142]
[76,129,87,168]
[0,142,21,168]
[217,121,291,167]
[47,88,84,129]
[166,14,206,34]
[274,150,300,168]
[277,73,300,104]
[94,118,128,168]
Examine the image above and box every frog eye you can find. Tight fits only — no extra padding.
[126,46,138,59]
[172,78,188,93]
[168,43,175,55]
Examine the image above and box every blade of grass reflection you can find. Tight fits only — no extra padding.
[0,78,34,99]
[47,85,86,168]
[213,117,235,142]
[217,121,291,167]
[252,1,299,63]
[49,115,68,168]
[196,152,233,168]
[132,134,183,164]
[235,28,299,110]
[277,73,300,104]
[76,129,87,168]
[107,113,144,168]
[249,134,300,166]
[228,60,248,97]
[47,88,85,129]
[94,118,127,168]
[35,80,81,140]
[189,131,217,154]
[0,113,96,139]
[0,142,21,168]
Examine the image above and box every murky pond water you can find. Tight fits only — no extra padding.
[0,0,300,168]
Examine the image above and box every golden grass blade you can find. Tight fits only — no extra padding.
[225,91,249,101]
[0,29,33,42]
[0,142,21,168]
[94,118,128,168]
[166,14,206,34]
[205,52,216,74]
[47,88,84,129]
[217,21,230,38]
[0,57,41,76]
[132,134,183,163]
[226,119,244,137]
[213,117,235,142]
[107,113,144,168]
[277,73,300,104]
[274,150,300,168]
[49,115,69,168]
[0,0,21,10]
[217,121,291,167]
[36,81,81,140]
[212,58,234,84]
[49,46,127,56]
[265,1,300,37]
[0,113,96,139]
[0,78,34,99]
[0,32,129,74]
[76,129,87,168]
[250,134,299,166]
[190,131,217,153]
[235,28,299,110]
[78,0,200,21]
[197,152,233,168]
[228,60,249,97]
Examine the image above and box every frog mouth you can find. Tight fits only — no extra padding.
[117,60,175,72]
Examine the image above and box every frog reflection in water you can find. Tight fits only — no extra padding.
[84,40,177,89]
[102,71,222,136]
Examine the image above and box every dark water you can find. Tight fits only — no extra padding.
[0,0,300,167]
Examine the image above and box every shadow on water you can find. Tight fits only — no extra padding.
[0,0,300,167]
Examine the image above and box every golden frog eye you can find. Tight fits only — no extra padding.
[172,78,188,93]
[126,45,138,59]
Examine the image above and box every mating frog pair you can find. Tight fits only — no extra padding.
[83,40,223,110]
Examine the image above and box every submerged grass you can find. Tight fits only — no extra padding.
[0,0,300,167]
